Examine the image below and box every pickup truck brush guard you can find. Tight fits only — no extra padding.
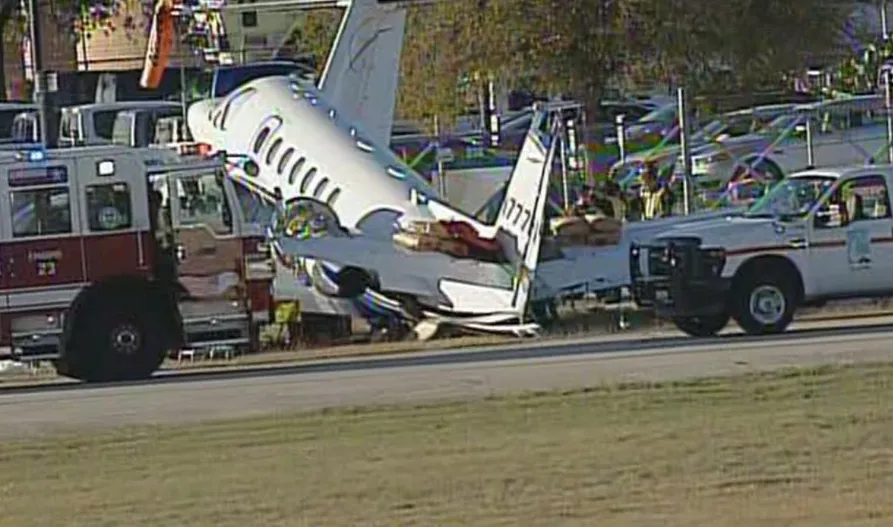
[630,238,731,336]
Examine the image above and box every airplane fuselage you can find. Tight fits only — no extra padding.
[188,75,441,238]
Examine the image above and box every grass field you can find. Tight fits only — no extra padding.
[3,363,893,526]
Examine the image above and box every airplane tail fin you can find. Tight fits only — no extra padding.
[494,105,560,313]
[318,0,408,147]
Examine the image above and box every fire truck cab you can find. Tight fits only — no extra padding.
[0,144,272,381]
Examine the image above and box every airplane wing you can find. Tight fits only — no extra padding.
[272,234,514,300]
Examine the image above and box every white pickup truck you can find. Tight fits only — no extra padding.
[629,164,893,337]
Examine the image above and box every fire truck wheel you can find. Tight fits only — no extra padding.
[671,314,729,337]
[731,267,797,336]
[61,296,167,382]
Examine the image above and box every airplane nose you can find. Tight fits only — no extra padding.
[186,100,215,138]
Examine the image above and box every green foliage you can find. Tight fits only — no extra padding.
[287,8,341,76]
[395,0,852,124]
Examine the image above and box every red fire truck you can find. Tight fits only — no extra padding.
[0,143,272,381]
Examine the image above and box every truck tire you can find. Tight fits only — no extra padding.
[731,270,796,335]
[58,293,167,382]
[672,314,729,337]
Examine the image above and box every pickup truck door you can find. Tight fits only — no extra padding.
[809,174,893,296]
[806,215,852,296]
[841,174,893,294]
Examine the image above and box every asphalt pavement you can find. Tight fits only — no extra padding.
[2,316,893,438]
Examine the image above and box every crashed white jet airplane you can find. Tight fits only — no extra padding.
[185,72,654,335]
[191,75,561,335]
[268,107,560,337]
[181,4,676,336]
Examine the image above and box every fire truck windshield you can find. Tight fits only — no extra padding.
[174,170,233,234]
[11,187,72,237]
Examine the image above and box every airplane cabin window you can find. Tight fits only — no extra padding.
[266,138,283,165]
[278,147,294,175]
[289,157,306,185]
[300,167,317,194]
[253,127,271,153]
[253,126,270,154]
[313,177,329,198]
[326,187,341,206]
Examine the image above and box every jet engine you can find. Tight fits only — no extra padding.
[308,260,374,299]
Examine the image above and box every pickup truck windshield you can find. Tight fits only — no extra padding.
[745,175,835,218]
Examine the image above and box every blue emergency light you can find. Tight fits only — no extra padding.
[16,146,47,162]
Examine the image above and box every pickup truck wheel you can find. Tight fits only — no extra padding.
[672,314,729,337]
[732,273,796,335]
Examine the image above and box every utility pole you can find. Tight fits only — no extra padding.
[883,1,889,41]
[677,87,693,214]
[27,0,56,146]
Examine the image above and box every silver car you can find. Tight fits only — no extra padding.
[610,103,799,191]
[685,95,887,189]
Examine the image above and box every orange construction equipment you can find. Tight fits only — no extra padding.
[140,0,175,89]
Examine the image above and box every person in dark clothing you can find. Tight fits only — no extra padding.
[149,189,178,286]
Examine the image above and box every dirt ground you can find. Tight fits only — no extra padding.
[2,362,892,526]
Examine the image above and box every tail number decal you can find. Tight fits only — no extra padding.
[502,198,532,232]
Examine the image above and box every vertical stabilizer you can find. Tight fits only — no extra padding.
[495,106,558,311]
[318,0,407,147]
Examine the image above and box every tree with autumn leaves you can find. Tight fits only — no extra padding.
[0,0,859,120]
[292,0,853,127]
[0,0,155,96]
